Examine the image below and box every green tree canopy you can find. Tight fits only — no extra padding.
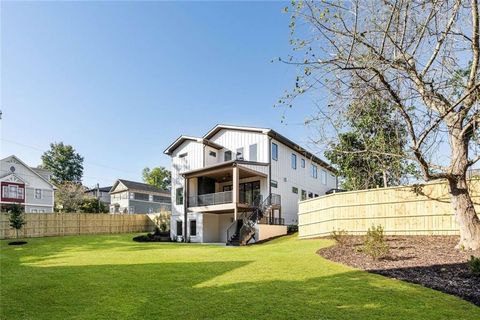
[325,100,417,190]
[41,142,84,185]
[142,167,171,190]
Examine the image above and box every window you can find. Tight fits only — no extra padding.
[301,190,307,201]
[35,188,42,199]
[179,153,188,158]
[311,164,318,178]
[134,193,149,201]
[321,169,327,185]
[38,209,46,213]
[308,192,313,198]
[153,195,170,203]
[291,154,297,169]
[176,220,183,236]
[271,180,278,188]
[176,188,184,205]
[249,144,257,161]
[209,151,217,157]
[190,220,197,236]
[272,143,278,161]
[236,147,244,160]
[301,159,305,168]
[292,186,298,194]
[31,209,38,213]
[2,185,24,199]
[128,192,134,200]
[314,194,319,198]
[224,150,232,161]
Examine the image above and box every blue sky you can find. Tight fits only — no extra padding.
[1,1,325,187]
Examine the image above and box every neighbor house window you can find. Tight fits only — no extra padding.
[292,186,298,194]
[321,169,327,185]
[308,192,313,198]
[301,159,305,168]
[3,185,24,199]
[272,143,278,161]
[301,190,307,201]
[176,188,184,205]
[271,180,278,188]
[236,147,244,160]
[314,194,319,198]
[190,220,197,236]
[249,144,257,161]
[134,193,149,201]
[224,150,232,161]
[209,151,217,157]
[177,220,183,236]
[35,188,42,199]
[31,209,38,213]
[311,164,318,179]
[291,154,297,169]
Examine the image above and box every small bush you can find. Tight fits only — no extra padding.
[468,256,480,276]
[331,229,348,246]
[287,225,298,234]
[362,225,389,260]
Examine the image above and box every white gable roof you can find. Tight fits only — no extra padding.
[1,155,54,188]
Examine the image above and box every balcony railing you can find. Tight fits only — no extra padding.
[188,191,233,207]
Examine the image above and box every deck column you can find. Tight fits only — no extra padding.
[183,177,189,242]
[232,166,239,220]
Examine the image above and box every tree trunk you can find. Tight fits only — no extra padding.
[448,176,480,250]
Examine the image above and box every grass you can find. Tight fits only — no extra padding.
[1,234,479,319]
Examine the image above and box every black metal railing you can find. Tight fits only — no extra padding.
[188,191,233,207]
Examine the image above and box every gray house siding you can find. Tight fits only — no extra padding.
[25,188,54,206]
[129,200,170,214]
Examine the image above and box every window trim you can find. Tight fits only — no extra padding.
[224,150,232,161]
[291,153,297,170]
[190,220,197,236]
[176,187,184,205]
[209,150,217,157]
[301,159,305,168]
[271,143,278,161]
[271,180,278,188]
[35,188,43,200]
[292,186,298,194]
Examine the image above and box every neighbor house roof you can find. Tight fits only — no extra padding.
[85,186,112,193]
[110,179,169,194]
[1,155,55,188]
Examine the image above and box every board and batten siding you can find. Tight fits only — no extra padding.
[298,178,480,238]
[209,130,269,163]
[270,138,337,225]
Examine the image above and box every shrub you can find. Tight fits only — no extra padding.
[468,256,480,276]
[287,225,298,234]
[331,229,349,246]
[362,225,389,260]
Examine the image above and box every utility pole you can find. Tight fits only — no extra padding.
[96,183,100,213]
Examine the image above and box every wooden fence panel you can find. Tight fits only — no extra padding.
[298,178,480,238]
[0,213,157,239]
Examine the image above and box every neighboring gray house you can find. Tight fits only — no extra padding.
[85,186,112,206]
[109,179,171,214]
[0,155,55,213]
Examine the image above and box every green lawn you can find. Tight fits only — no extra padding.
[1,234,478,319]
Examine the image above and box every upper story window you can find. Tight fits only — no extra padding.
[292,186,298,194]
[224,150,232,161]
[321,169,327,185]
[249,144,257,161]
[153,195,170,203]
[308,192,313,198]
[209,151,217,157]
[179,153,188,158]
[301,190,307,201]
[301,159,305,168]
[176,188,184,205]
[35,188,43,199]
[236,147,244,160]
[271,180,278,188]
[291,154,297,169]
[272,143,278,161]
[2,185,24,200]
[311,164,318,179]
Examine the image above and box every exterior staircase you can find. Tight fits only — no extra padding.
[226,194,281,246]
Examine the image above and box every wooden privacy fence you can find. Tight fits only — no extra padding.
[0,213,157,239]
[298,178,480,238]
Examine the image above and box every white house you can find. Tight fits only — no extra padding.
[164,124,337,245]
[0,155,55,213]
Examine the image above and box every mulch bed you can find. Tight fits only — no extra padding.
[318,236,480,306]
[8,241,27,246]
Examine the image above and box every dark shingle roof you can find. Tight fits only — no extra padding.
[85,186,112,193]
[116,179,169,194]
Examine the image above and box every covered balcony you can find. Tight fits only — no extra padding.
[182,160,269,218]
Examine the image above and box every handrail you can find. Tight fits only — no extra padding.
[226,219,238,243]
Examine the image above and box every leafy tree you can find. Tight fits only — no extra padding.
[325,100,417,190]
[41,142,84,185]
[7,203,25,239]
[80,197,109,213]
[142,167,171,190]
[54,182,84,213]
[282,1,480,250]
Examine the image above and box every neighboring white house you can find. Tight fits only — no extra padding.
[109,179,171,214]
[0,155,55,213]
[164,124,337,245]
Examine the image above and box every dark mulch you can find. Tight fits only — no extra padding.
[8,241,27,246]
[318,236,480,306]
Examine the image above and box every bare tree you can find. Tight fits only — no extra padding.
[282,0,480,249]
